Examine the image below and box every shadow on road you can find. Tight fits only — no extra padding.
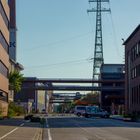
[0,118,41,128]
[47,117,140,128]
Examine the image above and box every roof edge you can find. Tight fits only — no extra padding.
[123,24,140,45]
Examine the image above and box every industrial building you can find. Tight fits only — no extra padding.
[14,77,53,113]
[100,64,125,114]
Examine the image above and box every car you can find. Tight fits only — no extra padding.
[24,114,33,120]
[84,106,110,118]
[74,106,86,117]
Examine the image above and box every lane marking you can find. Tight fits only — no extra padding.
[0,123,25,140]
[72,119,106,140]
[0,127,18,140]
[79,127,106,140]
[48,129,52,140]
[46,118,52,140]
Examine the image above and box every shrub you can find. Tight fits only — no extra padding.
[8,102,25,118]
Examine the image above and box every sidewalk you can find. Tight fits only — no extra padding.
[110,115,124,121]
[110,115,140,122]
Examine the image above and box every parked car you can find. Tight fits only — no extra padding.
[84,106,110,118]
[74,106,86,116]
[24,114,33,120]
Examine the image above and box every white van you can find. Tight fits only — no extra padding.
[74,106,86,116]
[85,106,110,118]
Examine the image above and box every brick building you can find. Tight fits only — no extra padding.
[123,25,140,114]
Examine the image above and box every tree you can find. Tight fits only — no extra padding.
[82,92,100,105]
[9,70,24,93]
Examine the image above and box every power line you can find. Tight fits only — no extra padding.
[25,32,93,51]
[108,1,121,58]
[25,58,89,69]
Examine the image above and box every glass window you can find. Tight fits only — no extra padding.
[0,91,8,102]
[136,43,139,56]
[138,41,140,55]
[0,1,9,29]
[0,31,9,53]
[0,61,8,77]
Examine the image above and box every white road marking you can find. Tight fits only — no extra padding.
[48,129,52,140]
[0,127,18,140]
[0,123,25,140]
[80,127,106,140]
[72,119,106,140]
[46,118,52,140]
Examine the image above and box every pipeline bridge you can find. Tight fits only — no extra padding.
[22,78,124,91]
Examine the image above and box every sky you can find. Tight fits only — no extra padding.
[16,0,140,79]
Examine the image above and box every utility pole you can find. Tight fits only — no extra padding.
[87,0,110,84]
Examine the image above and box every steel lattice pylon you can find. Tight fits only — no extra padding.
[87,0,110,82]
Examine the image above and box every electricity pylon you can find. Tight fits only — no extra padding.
[87,0,110,84]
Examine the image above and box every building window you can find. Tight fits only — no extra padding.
[131,41,140,62]
[0,61,8,77]
[138,41,140,56]
[0,31,9,53]
[131,87,134,105]
[137,86,139,105]
[0,1,9,29]
[139,85,140,105]
[131,64,140,79]
[0,91,8,102]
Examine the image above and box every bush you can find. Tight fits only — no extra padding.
[123,113,138,121]
[8,102,25,118]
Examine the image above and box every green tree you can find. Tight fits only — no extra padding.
[9,70,24,93]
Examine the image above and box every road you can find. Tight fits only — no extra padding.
[0,117,42,140]
[43,115,140,140]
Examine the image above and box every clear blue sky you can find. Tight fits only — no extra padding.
[16,0,140,78]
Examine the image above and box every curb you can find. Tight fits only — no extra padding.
[110,116,124,121]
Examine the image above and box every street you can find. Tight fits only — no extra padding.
[0,117,42,140]
[43,115,140,140]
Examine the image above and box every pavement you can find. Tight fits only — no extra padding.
[110,115,124,121]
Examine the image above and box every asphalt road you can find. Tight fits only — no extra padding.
[44,115,140,140]
[0,117,42,140]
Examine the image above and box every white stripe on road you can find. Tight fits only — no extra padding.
[0,123,25,140]
[48,129,52,140]
[72,119,106,140]
[46,118,52,140]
